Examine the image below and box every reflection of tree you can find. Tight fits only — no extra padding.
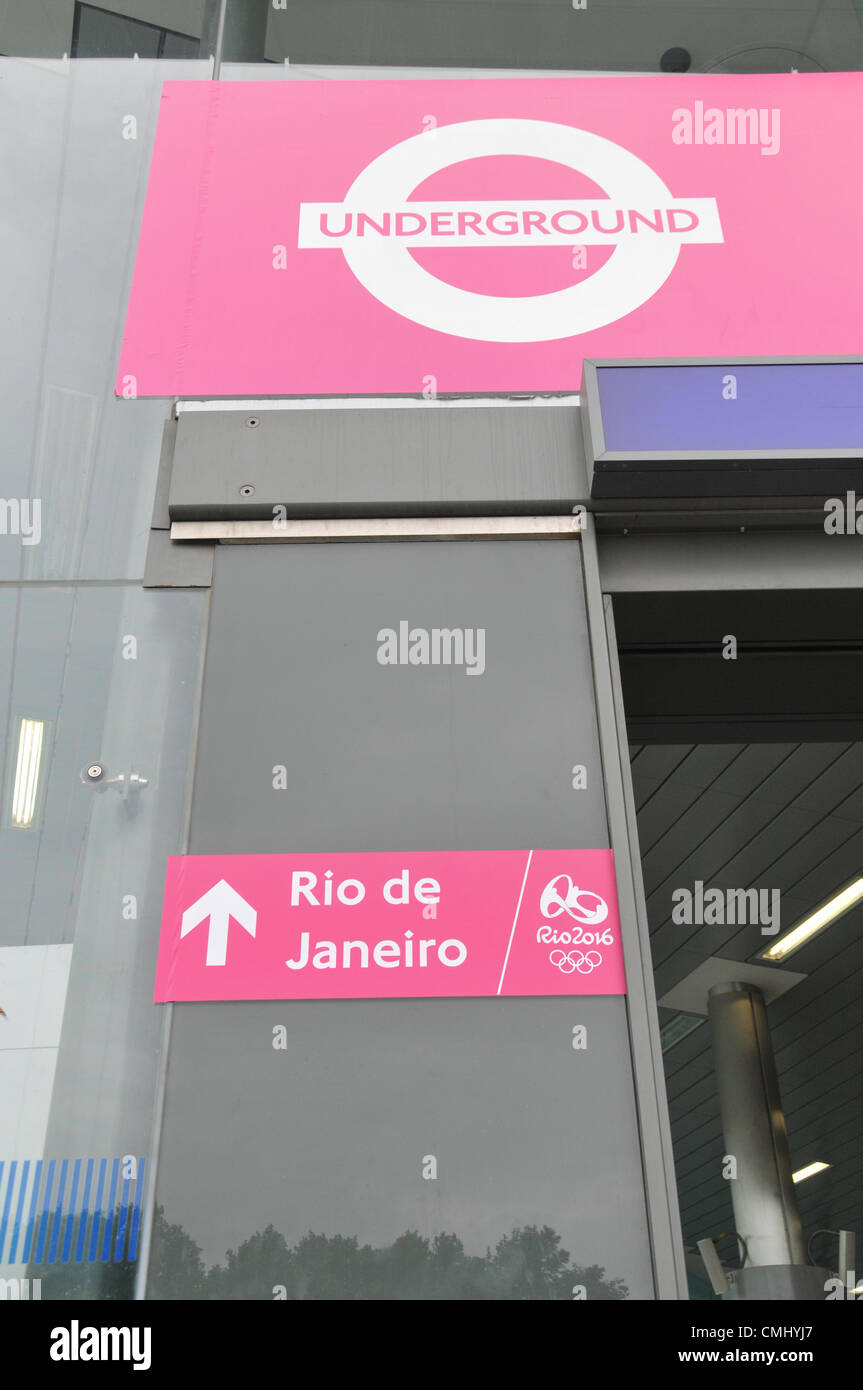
[27,1211,629,1301]
[206,1224,292,1301]
[198,1222,628,1301]
[147,1206,206,1299]
[26,1203,136,1300]
[27,1205,202,1301]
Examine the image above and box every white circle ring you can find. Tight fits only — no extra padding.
[340,118,682,343]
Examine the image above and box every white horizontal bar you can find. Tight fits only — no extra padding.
[171,515,583,543]
[175,395,579,413]
[299,200,721,248]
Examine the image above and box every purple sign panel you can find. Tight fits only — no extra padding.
[592,362,863,455]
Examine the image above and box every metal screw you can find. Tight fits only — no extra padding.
[87,764,103,779]
[239,484,255,497]
[245,416,260,429]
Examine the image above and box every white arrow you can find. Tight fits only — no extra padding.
[180,879,257,967]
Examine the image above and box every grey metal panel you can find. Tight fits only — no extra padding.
[153,993,650,1296]
[142,528,214,588]
[597,533,863,592]
[168,406,590,520]
[189,539,605,849]
[150,419,177,531]
[147,537,657,1299]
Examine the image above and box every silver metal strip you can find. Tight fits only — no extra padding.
[175,396,580,413]
[211,0,227,80]
[579,514,690,1300]
[170,515,584,543]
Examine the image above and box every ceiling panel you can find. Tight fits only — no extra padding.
[262,0,863,74]
[632,739,863,1269]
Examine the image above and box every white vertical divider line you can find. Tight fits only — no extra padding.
[497,849,533,996]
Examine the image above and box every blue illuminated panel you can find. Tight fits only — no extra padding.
[595,363,863,454]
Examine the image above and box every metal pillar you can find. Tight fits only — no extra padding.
[202,0,269,74]
[708,982,806,1268]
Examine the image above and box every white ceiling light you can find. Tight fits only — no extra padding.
[791,1161,830,1185]
[757,879,863,963]
[11,718,45,828]
[660,1013,704,1052]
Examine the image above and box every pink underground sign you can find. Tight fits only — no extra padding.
[154,849,626,1002]
[117,73,863,397]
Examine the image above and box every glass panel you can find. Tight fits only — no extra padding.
[1,2,861,71]
[0,585,206,1299]
[161,29,200,59]
[0,57,210,583]
[73,5,162,59]
[152,997,650,1300]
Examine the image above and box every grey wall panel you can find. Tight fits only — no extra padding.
[143,529,214,588]
[148,537,656,1299]
[188,539,606,850]
[169,407,590,520]
[151,420,177,532]
[155,994,650,1297]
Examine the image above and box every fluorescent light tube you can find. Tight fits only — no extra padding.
[791,1161,830,1184]
[758,878,863,962]
[660,1014,704,1052]
[11,718,45,828]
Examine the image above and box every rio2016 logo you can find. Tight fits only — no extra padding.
[538,874,612,975]
[299,118,723,342]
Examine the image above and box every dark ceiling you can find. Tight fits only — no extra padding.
[622,589,863,1277]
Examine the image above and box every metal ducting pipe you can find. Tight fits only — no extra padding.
[708,982,806,1270]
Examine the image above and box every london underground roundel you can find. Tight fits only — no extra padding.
[116,74,863,396]
[299,118,721,342]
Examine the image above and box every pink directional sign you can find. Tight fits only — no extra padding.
[117,73,863,396]
[154,849,625,1002]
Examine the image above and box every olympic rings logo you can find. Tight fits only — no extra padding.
[549,949,603,976]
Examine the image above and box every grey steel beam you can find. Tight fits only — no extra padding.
[580,515,690,1299]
